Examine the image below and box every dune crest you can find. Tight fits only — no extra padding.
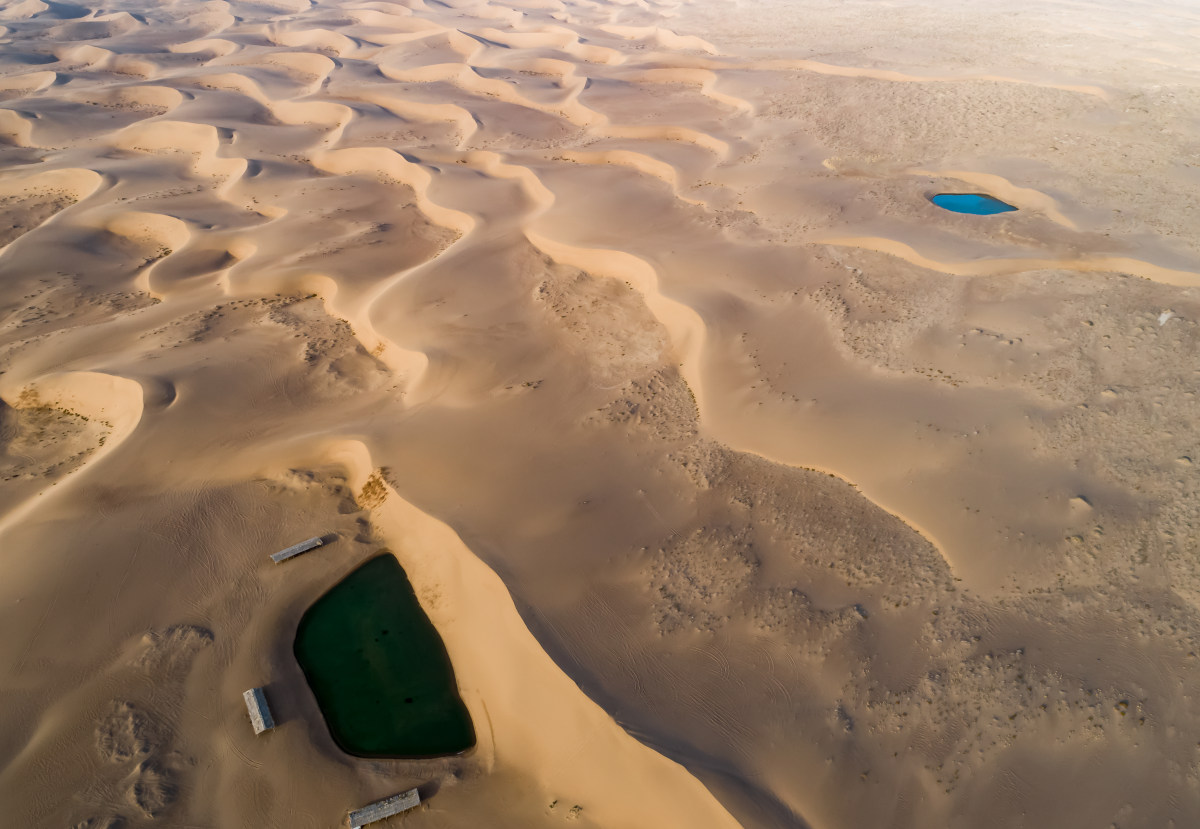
[116,120,247,182]
[756,57,1112,98]
[0,69,57,96]
[817,234,1200,288]
[0,371,144,535]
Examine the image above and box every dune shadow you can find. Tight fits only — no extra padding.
[416,779,441,802]
[41,1,90,19]
[257,681,292,728]
[514,598,815,829]
[458,30,510,50]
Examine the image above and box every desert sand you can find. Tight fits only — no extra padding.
[1,0,1199,826]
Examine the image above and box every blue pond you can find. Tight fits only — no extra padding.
[931,193,1017,215]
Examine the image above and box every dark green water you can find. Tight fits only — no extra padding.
[294,553,475,757]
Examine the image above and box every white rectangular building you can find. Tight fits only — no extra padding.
[243,687,275,734]
[270,536,325,563]
[349,789,421,828]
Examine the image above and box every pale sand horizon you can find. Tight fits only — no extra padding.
[1,0,1199,826]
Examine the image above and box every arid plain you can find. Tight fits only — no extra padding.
[1,0,1199,826]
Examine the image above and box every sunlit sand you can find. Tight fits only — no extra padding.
[2,0,1199,827]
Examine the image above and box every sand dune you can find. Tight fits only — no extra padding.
[168,36,241,57]
[263,49,338,77]
[312,147,476,233]
[115,120,247,181]
[817,235,1200,288]
[0,167,104,249]
[603,121,728,157]
[525,228,708,385]
[271,26,361,57]
[139,240,249,298]
[753,58,1112,98]
[67,84,187,114]
[598,22,719,53]
[0,370,144,535]
[187,70,269,100]
[271,99,356,146]
[558,149,702,203]
[0,69,57,96]
[3,0,1200,826]
[628,66,755,113]
[293,439,747,829]
[472,24,625,63]
[340,88,481,146]
[0,107,34,146]
[52,42,156,77]
[0,0,48,21]
[53,42,113,69]
[104,211,191,252]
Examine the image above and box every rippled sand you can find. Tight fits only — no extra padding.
[1,0,1199,826]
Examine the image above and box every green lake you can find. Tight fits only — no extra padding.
[294,553,475,757]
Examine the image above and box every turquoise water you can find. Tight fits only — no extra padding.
[294,554,475,758]
[931,193,1017,215]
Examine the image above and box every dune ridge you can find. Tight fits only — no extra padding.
[755,57,1112,98]
[0,371,145,536]
[817,235,1200,288]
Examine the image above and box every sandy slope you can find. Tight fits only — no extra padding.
[1,0,1199,827]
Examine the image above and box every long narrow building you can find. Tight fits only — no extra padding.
[270,536,325,563]
[349,789,421,828]
[242,687,275,734]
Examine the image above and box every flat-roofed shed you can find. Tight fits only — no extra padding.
[270,536,325,563]
[243,687,275,734]
[349,789,421,828]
